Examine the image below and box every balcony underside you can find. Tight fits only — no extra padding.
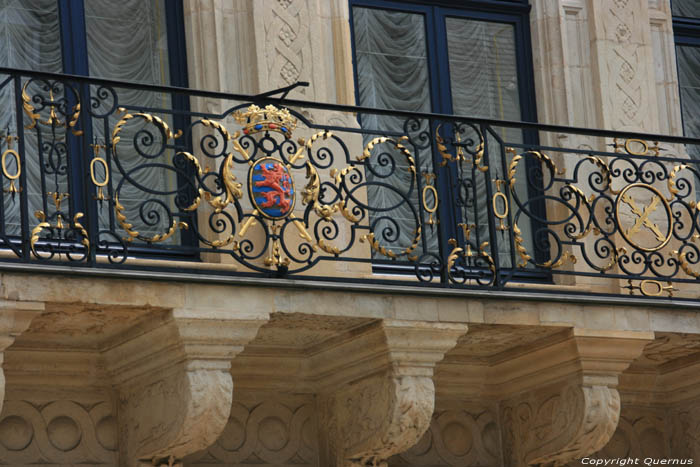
[0,272,698,465]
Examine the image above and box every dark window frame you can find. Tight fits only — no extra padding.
[54,0,195,257]
[673,3,700,142]
[348,0,550,278]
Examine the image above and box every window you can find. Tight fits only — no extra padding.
[0,0,188,244]
[349,0,539,268]
[673,0,700,159]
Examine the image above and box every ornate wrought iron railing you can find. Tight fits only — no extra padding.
[2,67,700,300]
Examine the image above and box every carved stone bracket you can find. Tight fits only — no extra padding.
[0,300,44,414]
[317,320,468,467]
[103,308,270,467]
[498,329,653,467]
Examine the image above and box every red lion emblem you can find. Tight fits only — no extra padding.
[255,162,293,212]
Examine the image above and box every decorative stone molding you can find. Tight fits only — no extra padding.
[0,300,44,415]
[318,320,468,467]
[498,330,652,467]
[669,397,700,460]
[567,407,667,464]
[103,308,269,467]
[390,404,501,467]
[185,396,317,466]
[502,382,620,466]
[0,400,116,465]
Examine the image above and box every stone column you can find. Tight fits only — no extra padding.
[103,307,269,467]
[0,300,43,414]
[316,320,468,467]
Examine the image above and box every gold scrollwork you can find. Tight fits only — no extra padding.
[358,136,416,176]
[436,124,487,171]
[507,148,564,192]
[111,113,200,244]
[507,148,574,269]
[446,239,496,286]
[114,192,188,244]
[30,212,90,258]
[22,82,82,135]
[676,249,700,279]
[513,221,576,269]
[361,227,421,262]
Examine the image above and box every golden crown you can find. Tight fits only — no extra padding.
[233,104,297,138]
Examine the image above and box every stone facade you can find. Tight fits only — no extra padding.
[1,0,699,466]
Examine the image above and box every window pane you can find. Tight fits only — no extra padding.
[446,17,533,266]
[85,0,170,85]
[85,0,179,244]
[677,44,700,157]
[0,0,61,71]
[353,7,431,112]
[0,0,62,236]
[672,0,700,18]
[447,17,521,123]
[352,6,437,259]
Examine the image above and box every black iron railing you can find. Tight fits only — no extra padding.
[2,67,700,300]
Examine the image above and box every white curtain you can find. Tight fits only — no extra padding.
[85,0,178,243]
[446,17,532,264]
[352,6,530,264]
[0,0,176,243]
[0,0,62,236]
[353,7,437,258]
[677,45,700,149]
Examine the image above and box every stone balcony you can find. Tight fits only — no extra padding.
[0,68,698,466]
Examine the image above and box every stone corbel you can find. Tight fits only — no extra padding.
[498,329,653,467]
[0,300,44,414]
[104,308,269,467]
[318,320,469,467]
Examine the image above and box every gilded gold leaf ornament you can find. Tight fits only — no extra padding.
[29,222,51,257]
[668,164,691,200]
[479,242,497,285]
[21,81,82,135]
[675,249,700,278]
[21,82,41,130]
[513,222,532,267]
[436,124,487,171]
[358,136,416,176]
[360,227,421,262]
[506,149,563,190]
[317,238,342,255]
[446,243,463,282]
